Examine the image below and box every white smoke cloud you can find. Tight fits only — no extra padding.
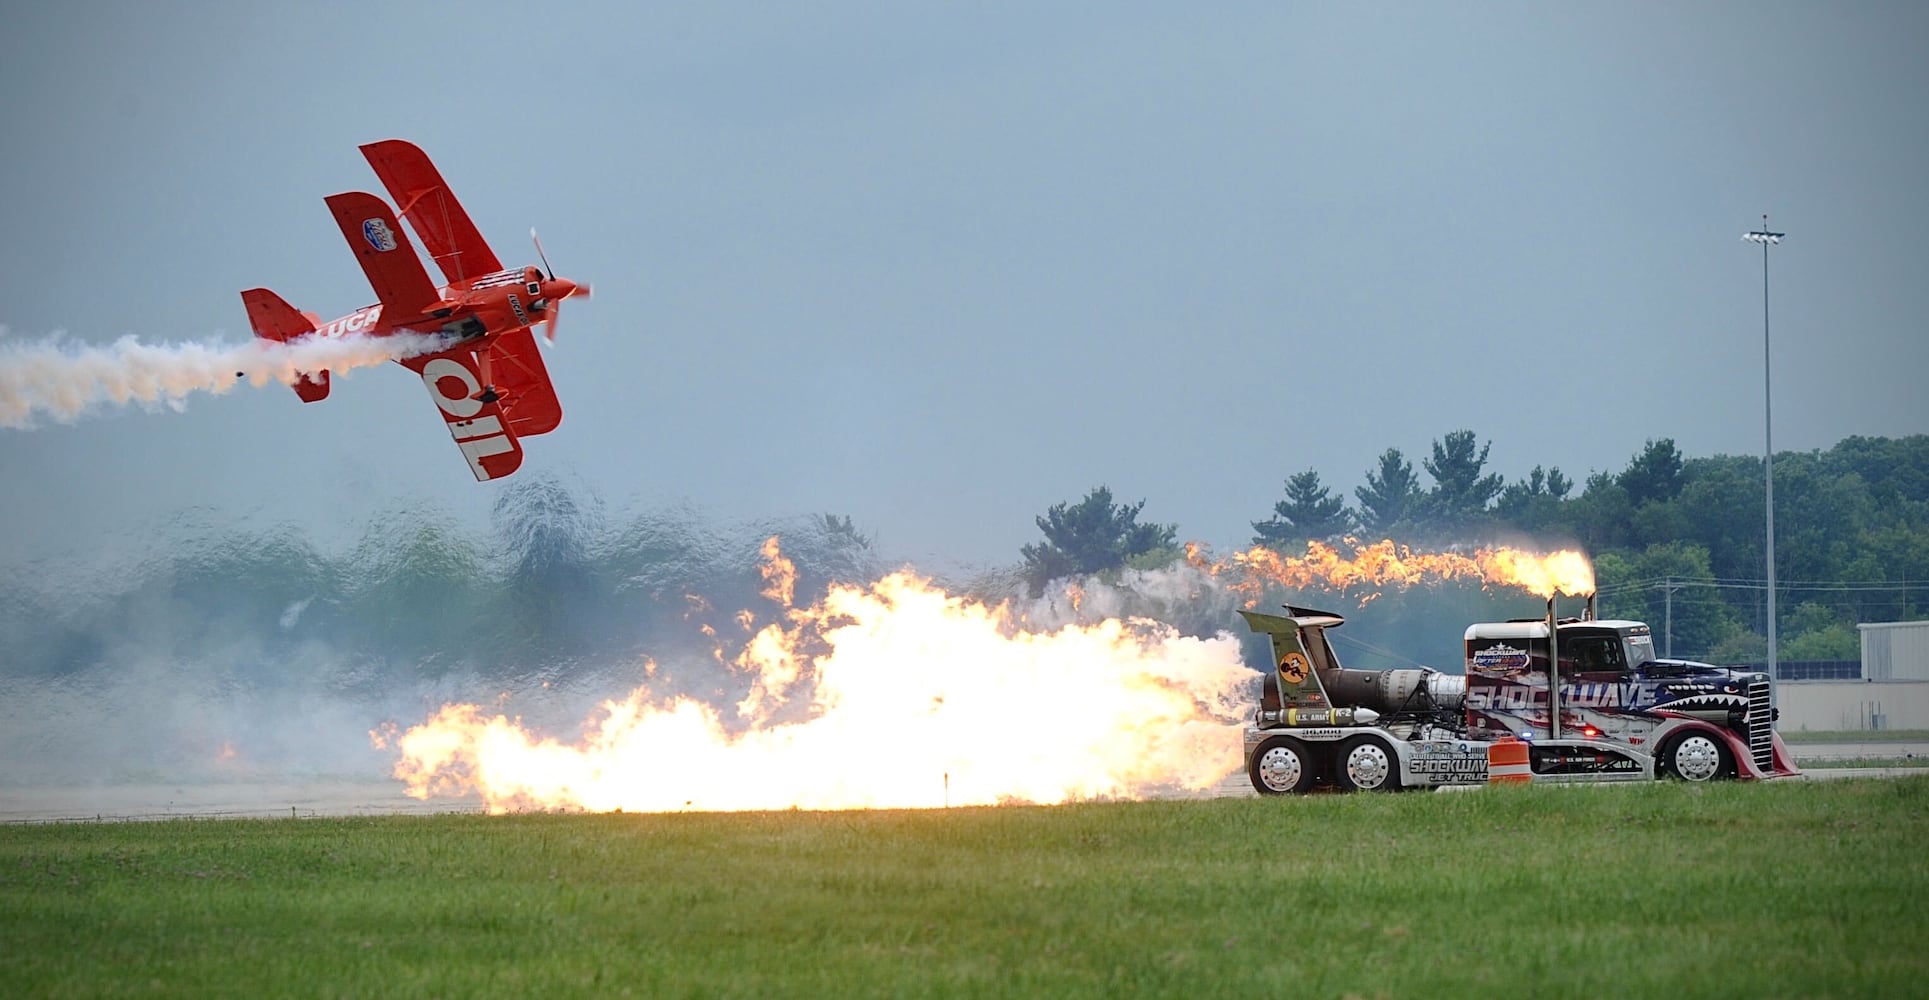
[998,562,1251,640]
[0,326,449,428]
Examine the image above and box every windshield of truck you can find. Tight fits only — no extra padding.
[1625,633,1658,667]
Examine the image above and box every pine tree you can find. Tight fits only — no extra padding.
[1618,438,1685,507]
[1021,486,1178,595]
[1355,448,1423,535]
[1253,469,1355,548]
[1422,429,1504,529]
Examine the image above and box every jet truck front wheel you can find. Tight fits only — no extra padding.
[1661,731,1730,782]
[1250,736,1319,795]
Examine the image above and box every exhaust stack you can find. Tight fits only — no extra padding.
[1547,596,1561,740]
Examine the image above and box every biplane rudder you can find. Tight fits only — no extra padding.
[240,287,330,402]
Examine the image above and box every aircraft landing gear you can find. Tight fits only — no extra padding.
[472,348,502,405]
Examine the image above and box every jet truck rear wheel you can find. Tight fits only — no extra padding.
[1334,735,1400,792]
[1250,736,1318,795]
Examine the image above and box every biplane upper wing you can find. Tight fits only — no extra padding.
[404,348,526,481]
[360,139,503,286]
[324,192,442,322]
[485,327,563,437]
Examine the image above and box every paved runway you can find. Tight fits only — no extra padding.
[0,781,479,824]
[1203,741,1926,798]
[1781,741,1927,761]
[3,743,1922,822]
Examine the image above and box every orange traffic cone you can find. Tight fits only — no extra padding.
[1487,737,1532,785]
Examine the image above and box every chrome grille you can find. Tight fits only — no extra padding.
[1748,680,1774,771]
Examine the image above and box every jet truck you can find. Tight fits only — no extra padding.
[1241,602,1801,794]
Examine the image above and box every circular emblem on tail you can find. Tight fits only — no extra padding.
[1279,651,1310,684]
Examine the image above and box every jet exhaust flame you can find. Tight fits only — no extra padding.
[0,328,447,427]
[758,534,797,606]
[379,539,1254,813]
[1186,537,1596,603]
[376,534,1593,814]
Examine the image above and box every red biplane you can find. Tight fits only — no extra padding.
[240,139,589,481]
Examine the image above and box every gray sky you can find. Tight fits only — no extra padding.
[1,1,1924,572]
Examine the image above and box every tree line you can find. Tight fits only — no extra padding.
[1020,432,1929,662]
[0,479,884,684]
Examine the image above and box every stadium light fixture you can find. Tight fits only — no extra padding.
[1742,216,1785,711]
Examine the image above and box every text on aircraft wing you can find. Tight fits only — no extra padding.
[403,347,526,481]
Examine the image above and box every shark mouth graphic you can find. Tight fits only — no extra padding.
[1653,692,1749,714]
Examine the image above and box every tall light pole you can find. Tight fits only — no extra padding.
[1743,216,1784,711]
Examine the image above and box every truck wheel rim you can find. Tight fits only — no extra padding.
[1347,743,1391,789]
[1673,735,1722,782]
[1258,746,1303,792]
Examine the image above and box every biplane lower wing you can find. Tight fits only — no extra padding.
[361,139,503,287]
[404,348,525,481]
[486,327,563,437]
[324,191,443,322]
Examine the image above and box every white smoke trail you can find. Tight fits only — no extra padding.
[0,327,449,428]
[1017,562,1242,634]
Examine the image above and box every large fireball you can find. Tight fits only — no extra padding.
[383,561,1254,813]
[380,535,1596,814]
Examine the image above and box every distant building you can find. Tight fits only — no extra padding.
[1859,620,1929,681]
[1776,620,1929,731]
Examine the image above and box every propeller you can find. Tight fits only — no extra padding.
[531,227,554,280]
[528,228,590,344]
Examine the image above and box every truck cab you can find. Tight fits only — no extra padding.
[1464,618,1789,781]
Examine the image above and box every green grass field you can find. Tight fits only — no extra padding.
[4,778,1926,999]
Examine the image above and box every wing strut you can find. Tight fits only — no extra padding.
[361,139,504,285]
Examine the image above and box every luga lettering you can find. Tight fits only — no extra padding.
[313,305,383,338]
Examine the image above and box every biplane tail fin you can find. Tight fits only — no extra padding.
[240,287,330,403]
